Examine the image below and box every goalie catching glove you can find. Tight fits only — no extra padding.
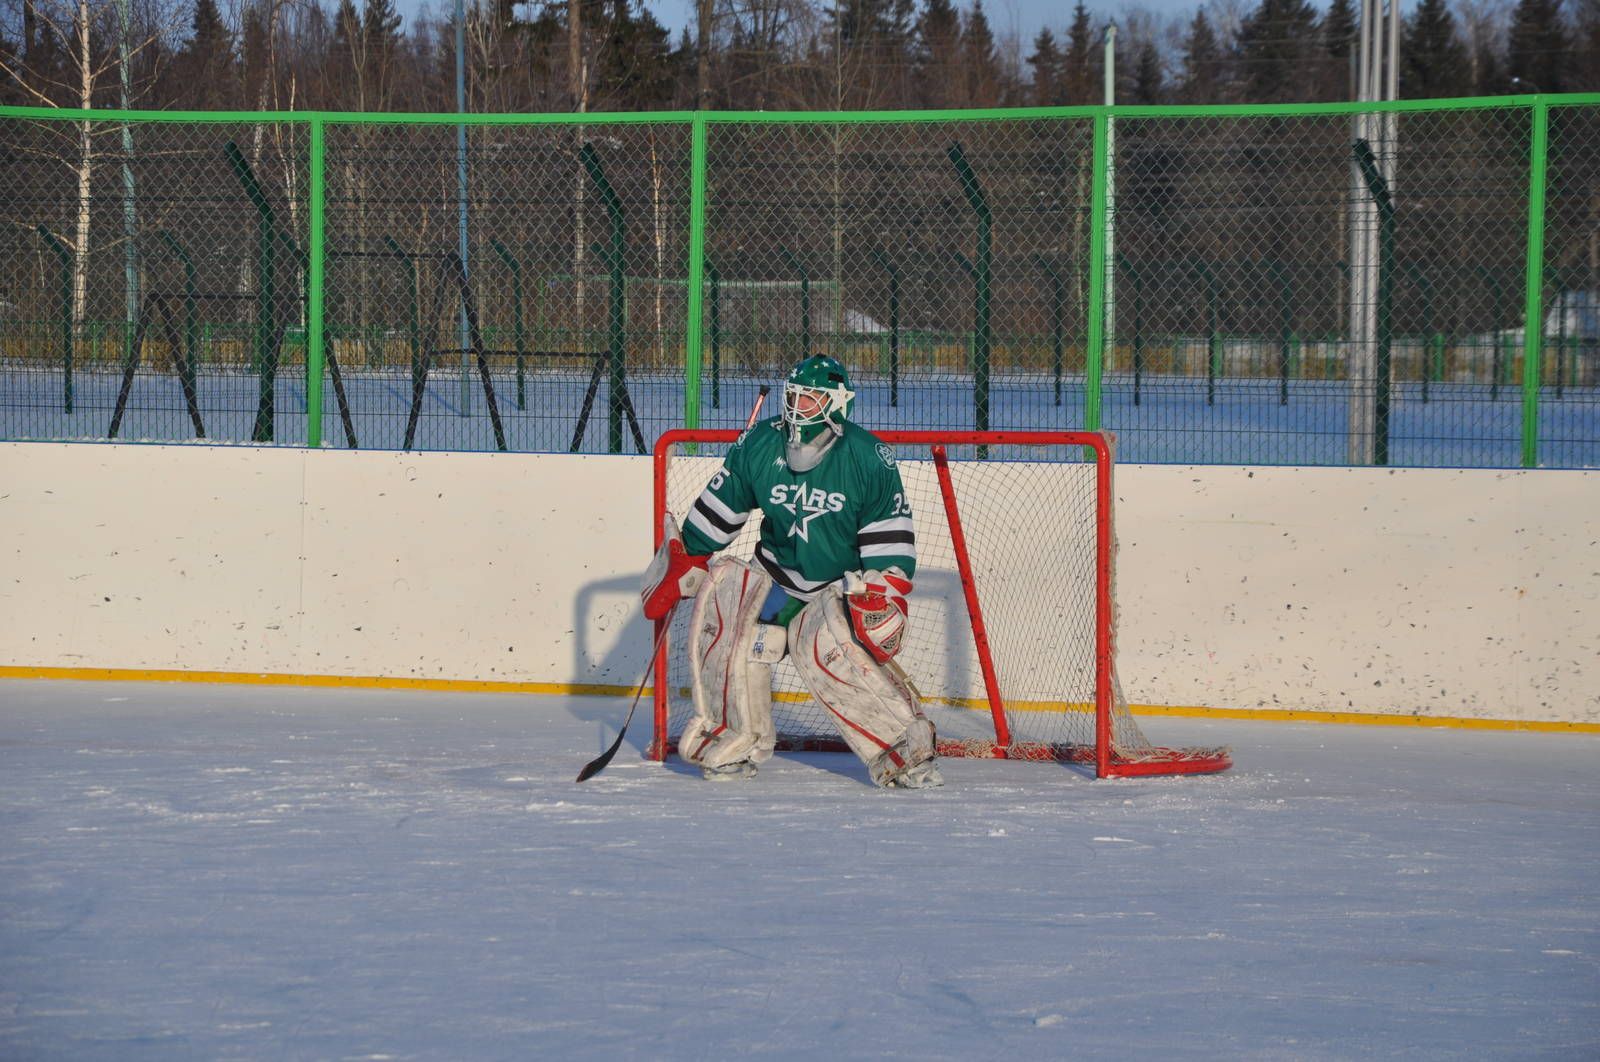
[641,514,710,621]
[842,568,912,663]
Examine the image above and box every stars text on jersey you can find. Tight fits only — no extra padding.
[768,483,845,541]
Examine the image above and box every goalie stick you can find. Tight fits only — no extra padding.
[576,384,770,783]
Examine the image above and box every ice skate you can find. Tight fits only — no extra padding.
[701,760,758,781]
[883,758,943,789]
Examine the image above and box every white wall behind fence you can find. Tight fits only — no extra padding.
[1,442,1594,724]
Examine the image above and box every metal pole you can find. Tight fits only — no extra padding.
[37,226,74,413]
[1085,117,1109,431]
[117,0,137,373]
[1347,0,1378,464]
[456,0,470,414]
[307,118,326,448]
[1521,99,1550,468]
[684,111,708,428]
[1103,24,1116,389]
[1354,140,1394,466]
[872,249,900,407]
[780,246,810,359]
[948,144,992,439]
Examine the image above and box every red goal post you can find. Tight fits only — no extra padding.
[650,428,1230,778]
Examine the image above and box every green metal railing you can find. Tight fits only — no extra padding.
[1,96,1597,467]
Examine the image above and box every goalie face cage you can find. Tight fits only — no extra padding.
[649,429,1231,778]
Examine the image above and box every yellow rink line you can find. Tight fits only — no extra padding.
[1,665,1596,735]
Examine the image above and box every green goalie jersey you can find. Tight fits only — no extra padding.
[681,416,916,600]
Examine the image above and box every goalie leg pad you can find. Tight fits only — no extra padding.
[790,586,935,784]
[680,559,779,771]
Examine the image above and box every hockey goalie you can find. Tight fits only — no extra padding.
[640,354,941,789]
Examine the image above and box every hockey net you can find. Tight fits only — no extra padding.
[650,429,1230,778]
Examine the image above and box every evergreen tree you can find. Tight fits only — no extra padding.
[1131,37,1164,104]
[1063,1,1095,104]
[1402,0,1471,98]
[594,0,676,109]
[1027,26,1062,105]
[963,0,1001,105]
[1323,0,1356,59]
[241,2,274,107]
[830,0,899,49]
[1507,0,1570,92]
[363,0,402,55]
[177,0,235,108]
[1181,6,1224,102]
[914,0,962,107]
[1474,36,1509,94]
[1574,0,1600,90]
[329,0,359,68]
[1319,0,1356,97]
[1236,0,1321,102]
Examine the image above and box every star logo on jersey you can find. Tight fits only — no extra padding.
[767,484,846,542]
[779,489,830,541]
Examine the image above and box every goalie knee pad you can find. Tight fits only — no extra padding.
[680,559,782,771]
[790,585,934,781]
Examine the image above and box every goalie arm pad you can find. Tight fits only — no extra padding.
[641,514,711,621]
[842,567,912,663]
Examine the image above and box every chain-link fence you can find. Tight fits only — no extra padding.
[2,98,1596,467]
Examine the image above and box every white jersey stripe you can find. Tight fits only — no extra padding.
[859,515,914,536]
[686,504,745,547]
[698,490,747,526]
[860,542,914,560]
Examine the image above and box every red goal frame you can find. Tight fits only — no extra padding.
[649,428,1231,778]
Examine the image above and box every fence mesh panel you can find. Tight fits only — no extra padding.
[318,120,692,453]
[2,118,310,443]
[1543,103,1600,469]
[1,102,1596,467]
[701,117,1096,433]
[1109,106,1534,465]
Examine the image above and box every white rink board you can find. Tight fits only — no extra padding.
[0,441,1594,724]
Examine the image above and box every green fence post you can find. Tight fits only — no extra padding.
[579,142,627,454]
[156,230,198,400]
[1353,139,1396,467]
[871,248,901,407]
[490,238,527,410]
[224,140,278,443]
[1086,115,1109,432]
[779,246,811,359]
[1121,255,1144,406]
[948,143,993,439]
[1268,258,1293,406]
[1405,261,1436,404]
[1521,99,1549,468]
[306,117,326,448]
[1190,258,1222,407]
[685,111,708,429]
[1036,255,1065,407]
[36,225,74,414]
[1478,265,1508,402]
[707,262,721,409]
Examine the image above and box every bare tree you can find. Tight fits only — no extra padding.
[1,0,173,346]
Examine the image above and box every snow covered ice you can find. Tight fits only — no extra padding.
[2,678,1596,1060]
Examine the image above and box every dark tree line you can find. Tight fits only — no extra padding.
[2,0,1596,114]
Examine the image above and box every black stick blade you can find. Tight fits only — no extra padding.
[575,729,628,783]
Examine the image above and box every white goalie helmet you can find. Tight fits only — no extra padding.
[782,355,855,472]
